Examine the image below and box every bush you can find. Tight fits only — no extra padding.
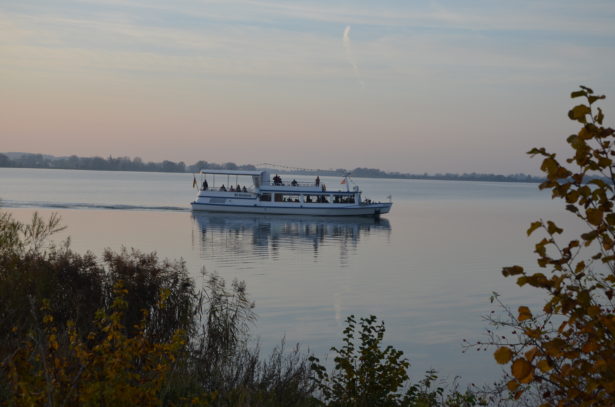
[310,315,411,407]
[0,211,318,406]
[5,285,187,407]
[482,86,615,406]
[310,315,483,407]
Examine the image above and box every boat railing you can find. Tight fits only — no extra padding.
[268,181,320,188]
[202,187,254,193]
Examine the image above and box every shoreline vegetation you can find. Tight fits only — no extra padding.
[0,152,544,183]
[0,211,485,406]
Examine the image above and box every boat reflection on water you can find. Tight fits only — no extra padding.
[191,213,391,268]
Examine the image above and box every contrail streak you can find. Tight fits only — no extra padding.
[343,25,365,90]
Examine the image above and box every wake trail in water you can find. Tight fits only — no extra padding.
[2,200,189,212]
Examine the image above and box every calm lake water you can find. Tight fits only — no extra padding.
[0,167,586,385]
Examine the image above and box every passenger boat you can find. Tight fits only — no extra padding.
[191,169,392,217]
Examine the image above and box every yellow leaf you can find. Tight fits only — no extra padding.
[507,380,519,392]
[518,306,533,321]
[587,305,600,317]
[593,359,607,371]
[541,158,558,175]
[604,380,615,392]
[511,358,532,380]
[525,347,538,362]
[526,221,542,236]
[578,126,592,140]
[546,221,563,235]
[494,347,513,364]
[545,340,564,357]
[568,104,591,123]
[519,371,534,384]
[537,359,552,373]
[586,208,603,226]
[524,328,542,339]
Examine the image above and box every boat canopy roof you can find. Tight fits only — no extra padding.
[198,169,265,176]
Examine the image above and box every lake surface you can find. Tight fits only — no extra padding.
[0,167,586,385]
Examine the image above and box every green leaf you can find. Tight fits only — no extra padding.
[570,90,585,99]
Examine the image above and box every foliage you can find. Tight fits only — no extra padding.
[310,315,410,406]
[310,315,483,407]
[102,247,197,342]
[0,213,196,363]
[0,211,318,406]
[485,86,615,406]
[166,272,318,406]
[5,285,188,407]
[0,211,65,257]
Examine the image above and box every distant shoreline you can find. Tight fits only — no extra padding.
[0,152,545,184]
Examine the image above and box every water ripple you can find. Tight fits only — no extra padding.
[1,200,189,212]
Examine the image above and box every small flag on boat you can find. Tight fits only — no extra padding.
[340,178,346,184]
[192,175,197,188]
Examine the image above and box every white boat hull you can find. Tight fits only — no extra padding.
[190,202,391,217]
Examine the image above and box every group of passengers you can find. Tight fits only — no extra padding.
[201,173,326,193]
[273,175,299,186]
[272,174,323,189]
[218,184,248,192]
[273,174,283,185]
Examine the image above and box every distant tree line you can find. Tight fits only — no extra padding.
[273,166,545,183]
[0,152,545,182]
[0,153,256,174]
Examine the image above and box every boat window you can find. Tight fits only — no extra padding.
[275,193,301,203]
[312,194,329,203]
[333,194,355,204]
[259,193,271,202]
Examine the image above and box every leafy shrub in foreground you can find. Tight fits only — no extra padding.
[481,87,615,406]
[310,315,484,407]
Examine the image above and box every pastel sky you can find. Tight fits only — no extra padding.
[2,0,614,174]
